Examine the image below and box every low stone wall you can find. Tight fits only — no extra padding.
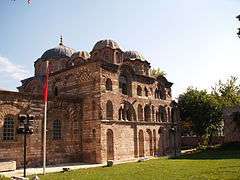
[181,136,224,147]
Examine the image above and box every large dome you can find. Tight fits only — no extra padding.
[92,39,120,51]
[123,50,145,61]
[71,51,90,60]
[41,44,76,60]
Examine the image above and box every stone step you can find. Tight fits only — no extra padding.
[0,160,16,172]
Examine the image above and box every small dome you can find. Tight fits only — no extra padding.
[71,51,90,60]
[41,44,76,60]
[123,50,145,61]
[93,39,120,50]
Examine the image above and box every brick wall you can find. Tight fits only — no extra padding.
[223,106,240,143]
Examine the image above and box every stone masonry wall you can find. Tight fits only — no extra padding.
[0,91,83,168]
[223,106,240,143]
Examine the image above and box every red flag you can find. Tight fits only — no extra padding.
[42,64,49,104]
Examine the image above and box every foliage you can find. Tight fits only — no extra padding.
[12,0,30,5]
[28,148,240,180]
[178,87,222,144]
[179,76,239,144]
[231,111,240,133]
[150,68,166,77]
[212,76,240,107]
[0,175,8,180]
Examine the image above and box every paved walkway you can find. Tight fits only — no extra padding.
[0,163,105,178]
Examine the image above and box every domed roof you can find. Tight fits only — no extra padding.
[93,39,120,51]
[41,44,76,60]
[71,51,90,60]
[123,50,145,61]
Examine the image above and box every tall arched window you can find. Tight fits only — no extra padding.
[144,105,151,122]
[144,87,148,97]
[152,106,155,122]
[106,78,112,91]
[119,75,127,95]
[135,64,139,73]
[106,100,113,120]
[138,104,143,121]
[3,116,15,141]
[137,86,142,96]
[54,87,58,96]
[116,53,119,63]
[53,119,61,140]
[104,52,109,62]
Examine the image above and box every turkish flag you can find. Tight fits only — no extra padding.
[42,64,49,104]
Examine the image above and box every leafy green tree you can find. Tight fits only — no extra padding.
[150,68,166,77]
[178,87,222,144]
[212,76,240,107]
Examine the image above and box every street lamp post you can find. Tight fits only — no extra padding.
[236,15,240,38]
[17,114,35,177]
[170,127,176,156]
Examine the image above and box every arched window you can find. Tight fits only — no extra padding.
[168,108,171,122]
[119,75,127,95]
[144,87,148,97]
[118,107,122,120]
[106,79,112,91]
[135,64,139,73]
[144,105,151,122]
[104,52,109,62]
[137,86,142,96]
[138,104,143,121]
[54,87,58,96]
[2,116,15,141]
[152,106,155,122]
[106,100,113,120]
[53,119,61,140]
[116,53,119,63]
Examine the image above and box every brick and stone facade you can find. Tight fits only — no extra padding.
[223,106,240,143]
[1,39,181,168]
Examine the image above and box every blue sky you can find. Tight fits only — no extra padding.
[0,0,239,99]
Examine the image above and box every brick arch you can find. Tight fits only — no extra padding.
[153,129,157,155]
[0,104,23,122]
[137,104,143,121]
[106,78,112,91]
[107,129,114,160]
[147,129,153,156]
[106,100,113,120]
[138,129,144,157]
[144,104,151,122]
[118,101,136,121]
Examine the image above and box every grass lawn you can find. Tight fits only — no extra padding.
[2,143,240,180]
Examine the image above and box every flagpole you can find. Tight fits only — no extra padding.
[43,61,49,176]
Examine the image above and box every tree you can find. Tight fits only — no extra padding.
[150,68,166,77]
[178,87,222,144]
[212,76,240,107]
[12,0,30,5]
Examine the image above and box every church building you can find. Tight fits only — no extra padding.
[0,38,181,168]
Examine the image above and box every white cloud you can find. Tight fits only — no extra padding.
[0,55,31,80]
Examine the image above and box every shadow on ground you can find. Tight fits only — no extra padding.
[170,144,240,160]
